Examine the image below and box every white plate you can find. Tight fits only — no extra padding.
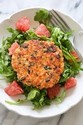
[0,8,83,118]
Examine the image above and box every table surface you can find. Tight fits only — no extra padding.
[0,0,83,125]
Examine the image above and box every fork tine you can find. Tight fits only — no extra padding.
[50,14,60,28]
[50,11,66,31]
[53,10,71,31]
[50,9,71,32]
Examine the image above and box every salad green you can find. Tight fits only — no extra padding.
[0,9,82,109]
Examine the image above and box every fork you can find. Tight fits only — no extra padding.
[50,9,83,62]
[50,9,71,32]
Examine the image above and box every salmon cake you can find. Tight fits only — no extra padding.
[11,40,64,89]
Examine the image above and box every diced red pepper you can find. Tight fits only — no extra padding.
[64,77,77,90]
[8,42,19,55]
[16,17,30,32]
[35,24,50,37]
[47,84,60,99]
[70,50,80,61]
[4,81,24,96]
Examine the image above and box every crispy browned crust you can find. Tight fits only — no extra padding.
[11,40,64,89]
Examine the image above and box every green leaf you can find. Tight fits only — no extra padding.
[5,98,28,105]
[27,89,40,100]
[51,27,72,50]
[59,62,74,83]
[34,9,51,25]
[7,27,15,33]
[55,89,66,103]
[51,27,64,40]
[32,89,51,109]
